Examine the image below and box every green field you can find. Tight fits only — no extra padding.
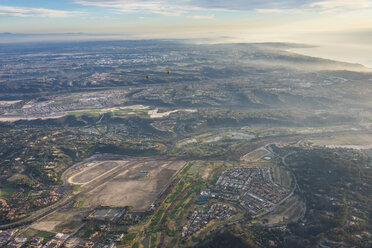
[68,107,149,118]
[112,109,149,117]
[75,199,85,208]
[68,109,102,117]
[262,195,303,225]
[23,228,55,239]
[150,232,158,248]
[0,187,16,199]
[7,173,35,186]
[272,165,292,189]
[50,100,78,105]
[309,134,372,146]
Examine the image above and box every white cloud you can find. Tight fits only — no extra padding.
[254,0,372,14]
[150,9,186,16]
[255,8,292,13]
[309,0,372,9]
[187,15,214,20]
[75,0,230,16]
[77,0,171,13]
[75,0,372,18]
[0,5,83,18]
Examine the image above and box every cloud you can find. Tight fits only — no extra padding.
[0,5,83,18]
[150,9,186,16]
[187,15,215,20]
[309,0,372,9]
[187,0,372,11]
[75,0,372,17]
[255,8,294,13]
[184,0,306,10]
[76,0,303,12]
[1,1,369,19]
[255,0,372,14]
[77,0,172,12]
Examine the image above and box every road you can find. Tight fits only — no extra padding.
[0,160,83,229]
[253,150,297,218]
[61,223,86,246]
[2,129,364,230]
[281,151,298,192]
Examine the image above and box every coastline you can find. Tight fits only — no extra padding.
[288,45,372,69]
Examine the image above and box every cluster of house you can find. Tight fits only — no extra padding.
[33,195,59,207]
[79,241,95,248]
[32,186,64,208]
[244,168,288,204]
[0,229,102,248]
[103,243,116,248]
[212,168,289,215]
[121,212,142,223]
[27,237,45,248]
[19,91,125,117]
[3,208,27,221]
[0,186,64,222]
[78,224,123,248]
[5,236,28,248]
[182,204,233,238]
[0,100,23,112]
[0,229,77,248]
[0,230,18,247]
[0,230,38,248]
[181,167,290,238]
[43,233,69,248]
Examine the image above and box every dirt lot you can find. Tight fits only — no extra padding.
[241,147,270,162]
[69,161,120,184]
[69,159,186,210]
[30,221,61,233]
[30,209,88,233]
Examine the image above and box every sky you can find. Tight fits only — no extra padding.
[0,0,372,66]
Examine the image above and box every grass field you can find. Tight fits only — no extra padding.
[309,134,372,146]
[68,106,150,118]
[74,199,85,208]
[23,228,55,239]
[50,100,78,105]
[150,232,158,248]
[0,187,16,199]
[272,165,292,189]
[262,195,303,225]
[68,109,102,117]
[241,147,270,162]
[141,236,150,248]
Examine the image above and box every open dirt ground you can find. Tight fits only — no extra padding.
[68,158,186,210]
[30,209,87,233]
[241,147,271,162]
[69,161,121,185]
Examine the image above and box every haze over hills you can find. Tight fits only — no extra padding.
[1,31,372,68]
[0,0,372,247]
[0,39,371,248]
